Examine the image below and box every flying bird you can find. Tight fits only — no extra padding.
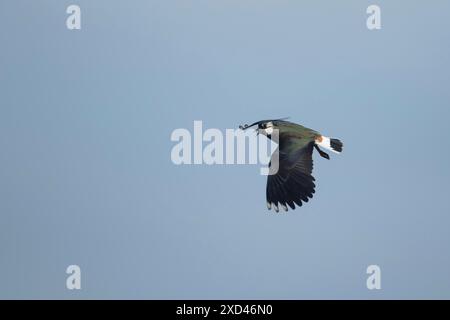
[239,119,343,212]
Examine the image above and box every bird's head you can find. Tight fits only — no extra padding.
[257,121,274,136]
[239,119,284,136]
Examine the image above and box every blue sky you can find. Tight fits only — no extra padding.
[1,1,450,298]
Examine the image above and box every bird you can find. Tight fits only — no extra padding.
[239,119,343,212]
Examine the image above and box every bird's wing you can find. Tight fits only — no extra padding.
[266,137,315,212]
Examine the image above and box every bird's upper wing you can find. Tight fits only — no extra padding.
[266,136,315,212]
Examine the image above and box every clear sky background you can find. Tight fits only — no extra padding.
[1,1,450,299]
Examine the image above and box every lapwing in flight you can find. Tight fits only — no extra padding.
[239,119,343,212]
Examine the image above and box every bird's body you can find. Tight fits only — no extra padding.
[239,119,343,212]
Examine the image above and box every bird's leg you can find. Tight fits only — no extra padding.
[314,144,330,160]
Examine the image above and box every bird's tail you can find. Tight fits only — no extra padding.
[316,136,343,154]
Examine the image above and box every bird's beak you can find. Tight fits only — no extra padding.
[240,124,261,135]
[239,124,254,130]
[239,120,263,130]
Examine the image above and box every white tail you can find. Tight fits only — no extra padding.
[316,136,343,154]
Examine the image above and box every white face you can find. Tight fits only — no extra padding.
[264,122,274,135]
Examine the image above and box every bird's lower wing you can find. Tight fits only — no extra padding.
[266,141,315,212]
